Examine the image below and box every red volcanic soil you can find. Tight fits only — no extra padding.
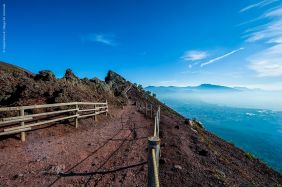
[0,102,282,187]
[0,103,152,187]
[1,100,282,187]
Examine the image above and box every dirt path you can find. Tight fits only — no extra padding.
[0,103,152,187]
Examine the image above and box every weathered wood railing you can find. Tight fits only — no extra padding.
[136,102,154,118]
[148,105,161,187]
[0,101,108,141]
[136,102,161,187]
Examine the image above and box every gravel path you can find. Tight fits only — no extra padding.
[0,103,152,187]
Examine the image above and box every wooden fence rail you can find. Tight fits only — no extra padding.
[136,101,161,187]
[148,105,161,187]
[0,101,108,141]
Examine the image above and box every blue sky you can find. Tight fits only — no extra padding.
[1,0,282,90]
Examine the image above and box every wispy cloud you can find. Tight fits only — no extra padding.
[245,7,282,42]
[240,0,278,13]
[82,33,117,46]
[249,44,282,76]
[181,50,208,61]
[243,4,282,77]
[200,48,244,67]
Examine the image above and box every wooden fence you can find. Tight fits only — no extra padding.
[136,102,161,187]
[136,102,154,118]
[0,101,108,141]
[148,106,161,187]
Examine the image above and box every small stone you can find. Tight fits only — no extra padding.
[45,164,65,175]
[139,166,144,171]
[12,175,18,180]
[174,165,182,170]
[159,158,167,165]
[18,173,23,177]
[199,149,208,156]
[191,128,198,134]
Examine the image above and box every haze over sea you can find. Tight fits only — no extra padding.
[146,86,282,173]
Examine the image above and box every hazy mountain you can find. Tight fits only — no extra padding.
[146,84,241,93]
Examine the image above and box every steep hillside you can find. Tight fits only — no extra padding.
[0,62,281,186]
[0,61,33,75]
[0,62,127,108]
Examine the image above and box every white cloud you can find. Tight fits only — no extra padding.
[240,0,278,13]
[249,44,282,76]
[245,6,282,42]
[245,8,282,43]
[200,48,244,67]
[244,5,282,77]
[82,33,116,46]
[181,50,208,61]
[265,6,282,16]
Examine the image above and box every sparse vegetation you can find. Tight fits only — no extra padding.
[245,152,255,160]
[192,118,203,128]
[137,84,143,91]
[184,118,190,125]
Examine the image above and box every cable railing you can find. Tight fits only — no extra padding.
[0,101,108,141]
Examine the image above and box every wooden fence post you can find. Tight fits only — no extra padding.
[145,103,147,117]
[20,108,26,142]
[75,103,79,128]
[150,104,153,118]
[106,100,108,116]
[157,106,160,137]
[148,136,160,187]
[94,104,97,121]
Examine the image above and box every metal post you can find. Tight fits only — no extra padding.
[148,136,160,187]
[75,103,79,128]
[20,109,26,142]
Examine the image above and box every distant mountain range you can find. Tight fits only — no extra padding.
[145,84,254,93]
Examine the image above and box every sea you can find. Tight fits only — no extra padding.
[160,97,282,173]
